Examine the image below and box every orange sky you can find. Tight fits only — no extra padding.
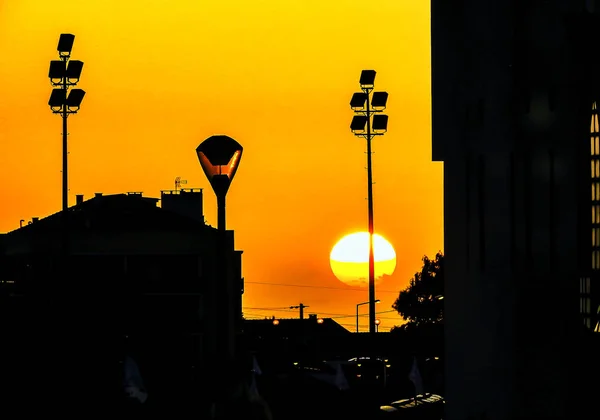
[0,0,442,332]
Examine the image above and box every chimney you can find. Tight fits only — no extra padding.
[76,194,84,205]
[32,217,39,223]
[94,192,103,198]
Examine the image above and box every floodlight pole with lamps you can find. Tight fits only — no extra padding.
[350,70,389,334]
[196,135,243,361]
[48,33,86,213]
[356,299,380,333]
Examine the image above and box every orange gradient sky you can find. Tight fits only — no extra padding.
[0,0,442,332]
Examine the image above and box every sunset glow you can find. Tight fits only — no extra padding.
[0,0,442,332]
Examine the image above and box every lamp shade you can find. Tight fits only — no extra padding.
[196,135,243,196]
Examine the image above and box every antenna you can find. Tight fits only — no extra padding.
[174,176,188,192]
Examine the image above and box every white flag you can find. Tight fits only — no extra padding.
[408,357,424,396]
[249,355,262,397]
[252,355,262,376]
[334,363,350,391]
[123,356,148,404]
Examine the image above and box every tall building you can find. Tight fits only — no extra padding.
[431,2,600,419]
[0,189,243,412]
[585,102,600,331]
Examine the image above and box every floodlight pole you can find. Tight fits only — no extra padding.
[351,72,388,335]
[364,85,377,336]
[61,54,69,213]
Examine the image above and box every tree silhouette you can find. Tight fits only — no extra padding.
[392,252,444,327]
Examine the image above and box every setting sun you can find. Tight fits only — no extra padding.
[330,232,397,287]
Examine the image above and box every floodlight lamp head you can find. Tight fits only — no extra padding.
[372,114,389,132]
[350,92,368,110]
[66,89,86,109]
[196,135,243,197]
[350,115,368,133]
[57,34,75,56]
[359,70,376,87]
[48,60,66,81]
[371,91,389,109]
[48,88,66,109]
[66,60,84,82]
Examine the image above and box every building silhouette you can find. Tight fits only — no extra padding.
[0,188,243,411]
[431,2,599,419]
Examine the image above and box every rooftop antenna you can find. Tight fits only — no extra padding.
[174,176,188,192]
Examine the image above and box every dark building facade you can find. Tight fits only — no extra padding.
[0,189,243,411]
[431,2,600,419]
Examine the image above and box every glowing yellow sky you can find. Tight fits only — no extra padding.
[0,0,442,331]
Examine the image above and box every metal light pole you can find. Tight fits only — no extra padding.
[350,70,389,334]
[48,34,86,212]
[196,135,243,361]
[356,299,380,333]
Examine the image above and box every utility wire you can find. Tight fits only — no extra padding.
[245,281,399,294]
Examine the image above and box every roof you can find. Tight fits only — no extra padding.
[5,193,211,236]
[244,317,350,337]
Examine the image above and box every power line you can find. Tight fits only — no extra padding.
[245,281,399,294]
[242,307,399,319]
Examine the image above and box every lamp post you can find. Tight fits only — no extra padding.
[48,33,86,213]
[350,70,389,334]
[375,318,380,333]
[356,299,380,333]
[196,135,243,360]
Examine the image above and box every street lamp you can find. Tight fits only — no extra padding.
[48,33,86,212]
[196,135,243,360]
[375,318,381,333]
[350,70,388,334]
[196,135,243,231]
[356,299,380,333]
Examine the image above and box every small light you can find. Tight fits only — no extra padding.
[375,319,381,325]
[272,319,279,326]
[317,318,324,324]
[386,364,391,368]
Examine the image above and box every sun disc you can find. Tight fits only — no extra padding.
[329,232,396,287]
